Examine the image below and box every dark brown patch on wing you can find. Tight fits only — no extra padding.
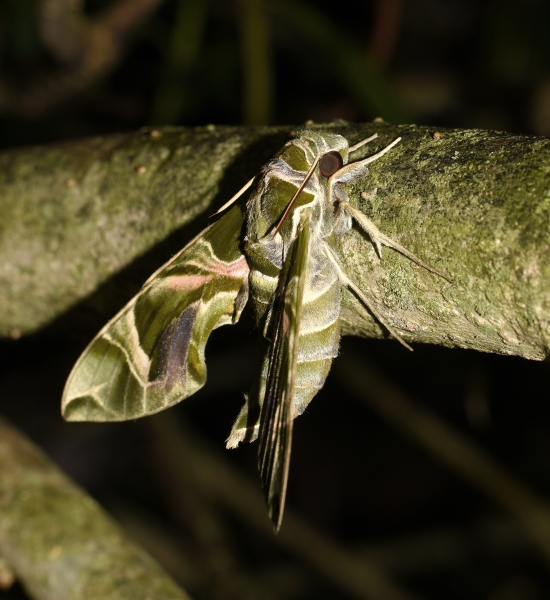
[151,302,200,391]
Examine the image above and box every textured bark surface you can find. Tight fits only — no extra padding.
[0,416,191,600]
[0,123,548,359]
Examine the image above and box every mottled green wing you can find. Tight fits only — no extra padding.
[258,213,310,532]
[62,204,249,422]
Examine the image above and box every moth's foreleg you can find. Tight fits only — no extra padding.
[338,200,384,258]
[322,242,413,351]
[339,200,453,283]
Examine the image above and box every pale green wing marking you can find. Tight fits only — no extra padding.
[62,203,249,422]
[258,212,311,532]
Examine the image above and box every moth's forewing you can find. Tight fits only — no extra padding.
[258,214,311,532]
[62,203,249,422]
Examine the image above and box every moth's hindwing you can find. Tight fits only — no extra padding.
[258,212,311,532]
[62,203,249,422]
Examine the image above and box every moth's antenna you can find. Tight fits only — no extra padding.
[272,156,319,236]
[348,133,378,153]
[355,137,402,168]
[211,175,256,216]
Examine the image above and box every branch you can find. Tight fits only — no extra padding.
[0,416,192,599]
[0,123,548,360]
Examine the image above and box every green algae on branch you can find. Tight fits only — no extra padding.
[0,123,548,360]
[337,125,550,360]
[0,125,290,340]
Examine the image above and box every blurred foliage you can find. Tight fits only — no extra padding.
[1,1,550,600]
[0,0,548,148]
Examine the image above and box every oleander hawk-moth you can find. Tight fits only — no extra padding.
[62,130,451,532]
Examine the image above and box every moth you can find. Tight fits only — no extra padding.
[62,130,451,532]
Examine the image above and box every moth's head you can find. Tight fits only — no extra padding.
[292,129,349,167]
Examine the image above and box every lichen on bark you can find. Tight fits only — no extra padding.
[0,122,548,359]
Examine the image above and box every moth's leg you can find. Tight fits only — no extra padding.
[322,242,413,351]
[339,200,453,283]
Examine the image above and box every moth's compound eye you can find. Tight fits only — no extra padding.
[319,151,343,178]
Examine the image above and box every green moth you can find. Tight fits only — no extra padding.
[62,130,451,532]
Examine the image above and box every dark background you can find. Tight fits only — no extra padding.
[1,1,550,599]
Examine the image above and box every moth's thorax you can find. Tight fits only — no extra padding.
[292,130,349,166]
[245,131,351,250]
[244,131,351,326]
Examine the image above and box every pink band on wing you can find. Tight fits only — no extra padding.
[168,274,215,291]
[168,256,250,291]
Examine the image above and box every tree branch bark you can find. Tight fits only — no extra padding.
[0,416,192,600]
[0,123,548,359]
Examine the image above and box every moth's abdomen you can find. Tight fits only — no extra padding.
[251,248,341,410]
[227,252,341,447]
[292,252,341,416]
